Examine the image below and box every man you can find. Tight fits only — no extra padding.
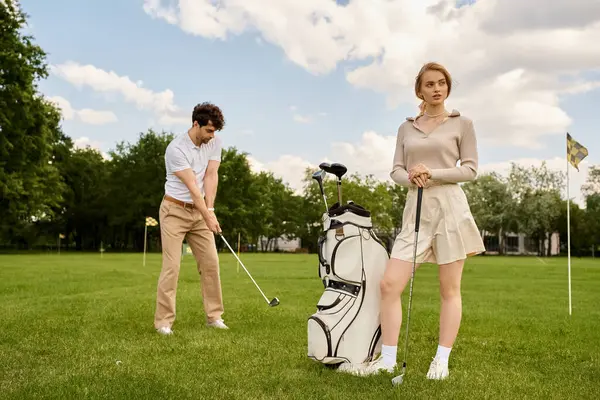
[154,102,228,335]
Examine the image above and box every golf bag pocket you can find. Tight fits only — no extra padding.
[307,285,360,364]
[319,230,368,284]
[315,287,356,314]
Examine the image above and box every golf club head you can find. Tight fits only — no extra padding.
[312,169,326,181]
[329,162,347,179]
[391,374,404,386]
[269,297,280,307]
[319,162,331,170]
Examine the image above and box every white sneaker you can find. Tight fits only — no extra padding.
[156,326,173,335]
[206,319,229,329]
[338,355,395,376]
[337,362,365,375]
[426,356,449,380]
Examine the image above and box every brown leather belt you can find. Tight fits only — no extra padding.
[164,195,195,209]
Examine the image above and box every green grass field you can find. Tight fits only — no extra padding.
[1,252,599,399]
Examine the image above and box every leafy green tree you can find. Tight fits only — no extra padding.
[0,0,66,245]
[556,200,590,257]
[56,147,110,250]
[106,129,174,251]
[584,194,600,257]
[582,165,600,198]
[252,171,302,251]
[508,162,565,256]
[463,172,516,254]
[215,147,268,250]
[388,184,408,238]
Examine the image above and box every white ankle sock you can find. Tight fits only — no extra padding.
[436,345,451,363]
[381,345,397,366]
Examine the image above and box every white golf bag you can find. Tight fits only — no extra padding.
[307,202,389,367]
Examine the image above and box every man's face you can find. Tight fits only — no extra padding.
[194,120,216,144]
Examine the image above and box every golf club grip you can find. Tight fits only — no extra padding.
[415,187,423,232]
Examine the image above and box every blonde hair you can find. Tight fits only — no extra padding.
[414,62,453,117]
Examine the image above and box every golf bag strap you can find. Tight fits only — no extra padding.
[324,279,361,296]
[317,235,330,275]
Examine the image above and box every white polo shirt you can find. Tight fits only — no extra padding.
[164,132,222,202]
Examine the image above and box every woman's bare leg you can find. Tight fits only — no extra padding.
[439,259,465,347]
[427,258,465,379]
[378,257,420,367]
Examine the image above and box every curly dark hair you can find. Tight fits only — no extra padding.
[192,102,225,130]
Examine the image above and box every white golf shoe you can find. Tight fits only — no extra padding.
[206,319,229,329]
[337,355,395,376]
[156,326,173,335]
[426,356,449,380]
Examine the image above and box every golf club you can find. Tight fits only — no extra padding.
[320,162,347,205]
[318,162,330,170]
[312,169,328,212]
[392,186,424,386]
[218,233,280,307]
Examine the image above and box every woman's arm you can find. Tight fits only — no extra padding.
[390,125,412,186]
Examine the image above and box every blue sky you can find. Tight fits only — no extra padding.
[20,0,599,204]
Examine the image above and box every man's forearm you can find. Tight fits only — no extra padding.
[203,172,218,209]
[190,186,210,216]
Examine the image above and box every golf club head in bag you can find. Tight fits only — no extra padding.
[319,162,347,206]
[311,169,328,212]
[318,162,331,170]
[392,186,424,386]
[217,233,279,308]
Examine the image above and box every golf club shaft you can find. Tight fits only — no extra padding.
[219,234,271,305]
[318,180,328,210]
[322,194,328,211]
[400,186,424,375]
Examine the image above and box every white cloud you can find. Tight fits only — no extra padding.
[48,95,75,120]
[77,109,118,125]
[248,154,317,194]
[50,62,187,127]
[47,96,117,125]
[293,114,311,124]
[143,0,600,148]
[289,105,328,124]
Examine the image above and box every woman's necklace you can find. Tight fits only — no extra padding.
[424,110,446,118]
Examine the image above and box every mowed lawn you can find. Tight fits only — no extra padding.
[1,252,599,399]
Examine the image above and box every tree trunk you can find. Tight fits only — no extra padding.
[266,237,273,251]
[498,228,504,255]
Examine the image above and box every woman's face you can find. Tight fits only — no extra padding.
[419,70,448,106]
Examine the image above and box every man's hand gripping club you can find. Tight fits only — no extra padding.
[174,169,222,233]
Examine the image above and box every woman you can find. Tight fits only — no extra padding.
[361,62,485,379]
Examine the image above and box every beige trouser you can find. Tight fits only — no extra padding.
[154,197,224,329]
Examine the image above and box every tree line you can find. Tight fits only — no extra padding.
[2,0,599,256]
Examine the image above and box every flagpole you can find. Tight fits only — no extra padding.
[143,224,148,267]
[237,232,241,273]
[566,146,572,316]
